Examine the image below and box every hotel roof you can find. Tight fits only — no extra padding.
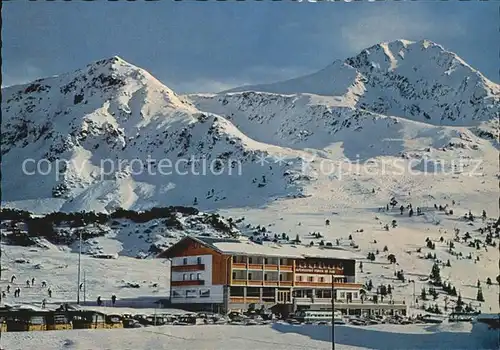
[192,236,362,260]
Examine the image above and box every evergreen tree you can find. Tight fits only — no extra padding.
[476,288,485,302]
[421,288,427,301]
[383,245,388,252]
[430,263,441,285]
[446,259,451,267]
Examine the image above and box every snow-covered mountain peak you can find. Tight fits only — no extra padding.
[222,39,499,125]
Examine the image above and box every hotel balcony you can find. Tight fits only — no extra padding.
[231,279,293,287]
[229,296,261,304]
[171,280,205,286]
[171,264,205,272]
[231,256,293,271]
[232,263,292,271]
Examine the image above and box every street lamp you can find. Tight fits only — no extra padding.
[409,280,415,308]
[77,229,83,305]
[331,276,335,350]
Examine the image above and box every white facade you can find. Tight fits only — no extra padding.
[170,254,224,304]
[171,285,224,304]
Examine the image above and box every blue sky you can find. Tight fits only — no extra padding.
[3,1,498,93]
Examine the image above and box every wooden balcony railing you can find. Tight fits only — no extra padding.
[232,263,247,269]
[264,281,278,286]
[232,263,293,271]
[231,280,286,287]
[230,296,261,303]
[248,264,263,270]
[171,264,205,272]
[232,279,247,285]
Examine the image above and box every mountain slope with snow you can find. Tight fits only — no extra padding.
[223,40,499,126]
[1,57,305,214]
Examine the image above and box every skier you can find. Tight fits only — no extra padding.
[26,280,30,288]
[6,285,10,293]
[42,299,46,309]
[111,294,116,306]
[1,291,5,299]
[48,288,52,298]
[79,283,84,291]
[31,277,35,286]
[97,296,102,307]
[10,275,16,283]
[41,281,47,287]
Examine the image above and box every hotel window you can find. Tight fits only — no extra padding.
[197,257,202,264]
[197,273,201,280]
[353,292,358,299]
[340,292,345,298]
[186,290,197,298]
[319,277,324,283]
[264,258,268,264]
[182,274,187,281]
[232,272,236,280]
[249,257,253,264]
[279,274,283,281]
[297,276,303,282]
[183,258,188,265]
[248,273,253,280]
[308,276,314,282]
[190,273,194,280]
[264,274,268,281]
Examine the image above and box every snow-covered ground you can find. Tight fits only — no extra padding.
[2,322,499,350]
[1,244,170,308]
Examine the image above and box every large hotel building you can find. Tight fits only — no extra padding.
[157,236,407,315]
